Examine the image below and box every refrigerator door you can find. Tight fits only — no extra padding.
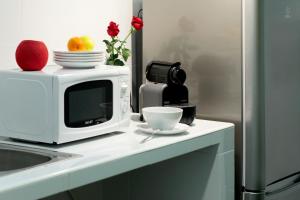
[244,0,300,193]
[266,182,300,200]
[264,0,300,186]
[244,0,266,191]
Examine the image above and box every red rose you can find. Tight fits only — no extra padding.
[131,16,143,31]
[107,21,120,37]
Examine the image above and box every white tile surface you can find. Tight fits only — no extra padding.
[0,0,22,67]
[0,0,21,44]
[0,0,132,68]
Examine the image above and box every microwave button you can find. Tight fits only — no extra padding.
[121,100,129,113]
[120,82,128,98]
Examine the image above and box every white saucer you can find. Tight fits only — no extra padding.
[54,60,101,69]
[137,123,189,135]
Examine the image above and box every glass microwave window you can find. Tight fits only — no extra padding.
[65,80,113,128]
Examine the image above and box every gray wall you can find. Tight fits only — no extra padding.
[143,0,242,198]
[143,0,241,121]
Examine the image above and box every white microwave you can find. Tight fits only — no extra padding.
[0,65,130,144]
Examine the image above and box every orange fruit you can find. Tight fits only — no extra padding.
[67,37,86,51]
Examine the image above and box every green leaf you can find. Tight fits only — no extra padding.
[111,53,118,60]
[122,48,131,62]
[106,60,115,65]
[106,45,113,53]
[103,40,110,46]
[114,59,125,66]
[103,40,114,53]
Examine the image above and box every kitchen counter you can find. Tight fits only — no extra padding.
[0,117,234,200]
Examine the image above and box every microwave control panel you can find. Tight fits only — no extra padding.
[119,77,130,118]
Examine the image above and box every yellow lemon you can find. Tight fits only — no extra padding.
[81,36,95,51]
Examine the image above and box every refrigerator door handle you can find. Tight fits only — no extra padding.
[266,173,300,197]
[243,191,265,200]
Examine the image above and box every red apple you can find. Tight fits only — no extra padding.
[15,40,48,71]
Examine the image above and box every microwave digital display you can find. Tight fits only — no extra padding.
[65,80,113,128]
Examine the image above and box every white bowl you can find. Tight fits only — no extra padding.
[142,107,183,131]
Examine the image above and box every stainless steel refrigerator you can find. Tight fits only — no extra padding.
[139,0,300,199]
[243,0,300,199]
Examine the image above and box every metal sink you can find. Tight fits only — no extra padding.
[0,143,77,176]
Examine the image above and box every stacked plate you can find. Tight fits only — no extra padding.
[53,51,105,69]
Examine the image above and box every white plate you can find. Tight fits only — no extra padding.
[54,50,104,54]
[54,51,104,56]
[54,60,101,69]
[54,58,104,62]
[137,123,189,135]
[54,58,103,62]
[54,54,104,58]
[54,55,104,60]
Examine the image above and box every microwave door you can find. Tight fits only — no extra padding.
[65,80,113,128]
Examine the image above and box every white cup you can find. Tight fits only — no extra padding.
[142,107,183,130]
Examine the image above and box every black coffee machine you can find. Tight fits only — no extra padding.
[139,61,196,125]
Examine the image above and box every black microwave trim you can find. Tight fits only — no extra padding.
[64,80,113,128]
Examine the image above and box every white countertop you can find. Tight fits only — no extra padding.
[0,117,234,200]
